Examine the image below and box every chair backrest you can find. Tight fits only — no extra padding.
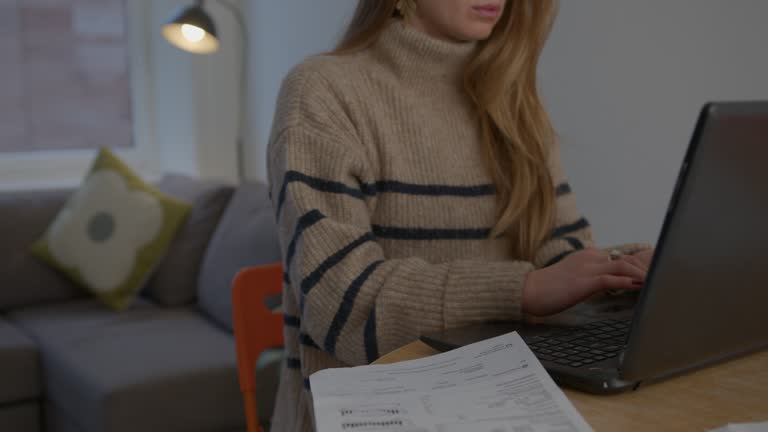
[232,264,285,432]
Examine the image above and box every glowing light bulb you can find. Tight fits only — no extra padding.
[181,24,205,42]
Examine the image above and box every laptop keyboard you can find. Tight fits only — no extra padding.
[524,319,630,368]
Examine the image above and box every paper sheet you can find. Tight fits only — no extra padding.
[310,331,593,432]
[709,422,768,432]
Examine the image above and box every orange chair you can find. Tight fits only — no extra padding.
[232,264,285,432]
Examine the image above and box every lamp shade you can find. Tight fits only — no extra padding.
[162,4,220,54]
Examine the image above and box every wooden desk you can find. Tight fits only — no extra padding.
[375,341,768,432]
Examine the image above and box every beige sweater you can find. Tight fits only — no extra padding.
[267,21,645,432]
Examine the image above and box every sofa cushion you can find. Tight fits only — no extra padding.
[8,300,243,432]
[31,148,193,310]
[145,174,235,306]
[198,182,281,331]
[0,317,41,404]
[0,402,40,432]
[0,188,85,311]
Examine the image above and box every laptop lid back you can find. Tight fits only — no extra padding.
[621,102,768,381]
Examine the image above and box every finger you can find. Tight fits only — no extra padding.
[598,260,647,282]
[620,254,648,272]
[593,275,643,292]
[634,250,654,268]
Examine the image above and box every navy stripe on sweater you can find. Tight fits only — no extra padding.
[277,171,370,218]
[373,218,589,242]
[286,357,301,369]
[545,250,575,267]
[278,172,572,218]
[364,307,380,363]
[556,183,572,197]
[299,333,320,350]
[284,315,300,328]
[377,181,570,197]
[551,217,590,239]
[325,261,384,356]
[373,225,492,240]
[371,218,587,243]
[564,236,585,250]
[285,210,325,282]
[544,236,586,267]
[301,232,376,296]
[279,170,496,205]
[373,181,494,197]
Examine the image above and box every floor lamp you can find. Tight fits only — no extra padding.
[162,0,248,182]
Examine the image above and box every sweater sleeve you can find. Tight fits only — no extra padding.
[269,126,534,366]
[533,141,652,268]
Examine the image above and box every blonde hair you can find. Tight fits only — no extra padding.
[335,1,559,260]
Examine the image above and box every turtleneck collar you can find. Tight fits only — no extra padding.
[371,19,477,87]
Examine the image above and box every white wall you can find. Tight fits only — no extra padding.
[539,1,768,245]
[244,0,355,183]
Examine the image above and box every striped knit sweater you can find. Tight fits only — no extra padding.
[266,21,646,432]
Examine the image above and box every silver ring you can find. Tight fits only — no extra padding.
[609,249,623,261]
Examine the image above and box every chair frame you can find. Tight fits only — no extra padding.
[232,264,285,432]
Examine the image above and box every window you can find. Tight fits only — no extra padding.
[0,0,157,189]
[0,0,133,153]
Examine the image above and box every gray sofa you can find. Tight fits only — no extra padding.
[0,175,282,432]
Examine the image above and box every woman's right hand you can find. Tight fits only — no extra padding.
[522,248,647,317]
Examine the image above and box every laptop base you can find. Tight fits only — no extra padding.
[420,295,640,394]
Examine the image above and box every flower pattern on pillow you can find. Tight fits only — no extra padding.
[48,169,163,292]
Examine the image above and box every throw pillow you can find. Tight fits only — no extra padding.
[144,174,235,306]
[31,147,191,310]
[198,182,281,330]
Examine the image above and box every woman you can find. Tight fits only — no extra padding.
[267,1,652,430]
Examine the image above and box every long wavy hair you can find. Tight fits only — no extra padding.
[335,1,559,260]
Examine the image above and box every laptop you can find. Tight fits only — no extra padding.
[421,101,768,394]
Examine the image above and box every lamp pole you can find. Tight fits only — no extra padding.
[163,0,249,183]
[217,0,249,183]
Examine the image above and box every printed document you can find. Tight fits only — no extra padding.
[310,331,593,432]
[709,422,768,432]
